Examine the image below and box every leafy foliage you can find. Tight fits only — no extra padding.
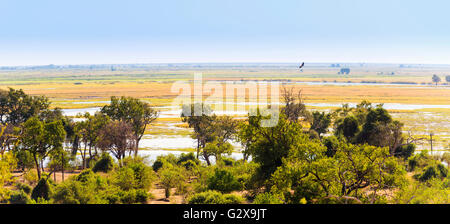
[207,169,242,193]
[187,190,243,204]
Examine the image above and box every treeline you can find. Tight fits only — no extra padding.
[1,87,450,204]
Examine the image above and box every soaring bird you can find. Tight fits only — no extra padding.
[299,62,305,69]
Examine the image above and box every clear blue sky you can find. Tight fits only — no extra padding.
[1,0,450,66]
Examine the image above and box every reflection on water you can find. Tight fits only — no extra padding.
[62,107,101,116]
[139,135,241,150]
[46,150,246,166]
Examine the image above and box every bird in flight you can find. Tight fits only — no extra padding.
[299,62,305,72]
[299,62,305,69]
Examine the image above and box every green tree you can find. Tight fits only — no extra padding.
[335,115,359,141]
[432,74,441,85]
[101,96,158,156]
[0,152,17,201]
[202,116,238,164]
[243,112,306,180]
[310,111,331,137]
[181,103,216,161]
[74,112,110,168]
[0,88,50,125]
[19,117,66,179]
[31,178,52,201]
[207,169,242,193]
[159,165,186,199]
[270,141,406,203]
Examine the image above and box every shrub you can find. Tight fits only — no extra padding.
[53,172,108,204]
[15,182,32,195]
[31,178,51,201]
[253,192,284,204]
[407,151,433,172]
[127,161,154,190]
[134,189,149,203]
[180,160,198,170]
[112,161,154,190]
[207,169,242,193]
[417,164,448,182]
[92,153,115,173]
[8,190,30,204]
[323,136,339,157]
[187,190,243,204]
[152,154,178,172]
[221,157,235,166]
[395,144,415,159]
[159,165,186,199]
[113,167,136,191]
[105,189,149,204]
[120,190,137,204]
[177,152,199,165]
[76,169,96,183]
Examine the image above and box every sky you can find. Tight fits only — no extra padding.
[1,0,450,66]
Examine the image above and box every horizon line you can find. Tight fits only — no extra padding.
[2,61,450,68]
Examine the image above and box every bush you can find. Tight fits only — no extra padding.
[15,182,32,195]
[177,152,199,165]
[395,144,415,159]
[31,178,51,201]
[187,190,243,204]
[8,190,30,204]
[112,161,154,190]
[53,172,109,204]
[207,169,242,193]
[407,151,433,172]
[221,157,235,166]
[134,189,149,203]
[113,167,136,191]
[152,154,178,172]
[253,192,284,204]
[417,164,448,182]
[92,153,115,173]
[323,136,339,157]
[105,189,149,204]
[159,165,186,199]
[127,161,154,190]
[180,160,198,170]
[76,169,96,183]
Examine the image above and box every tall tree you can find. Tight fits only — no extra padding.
[0,88,50,125]
[19,117,66,179]
[243,111,305,180]
[97,120,135,165]
[203,116,238,164]
[432,74,441,86]
[310,111,332,137]
[74,112,110,168]
[101,96,158,156]
[281,87,310,122]
[181,103,215,160]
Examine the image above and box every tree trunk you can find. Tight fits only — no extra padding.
[196,140,200,159]
[33,154,41,180]
[134,138,140,157]
[61,151,65,182]
[203,151,211,166]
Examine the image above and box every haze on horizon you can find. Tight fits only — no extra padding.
[1,0,450,66]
